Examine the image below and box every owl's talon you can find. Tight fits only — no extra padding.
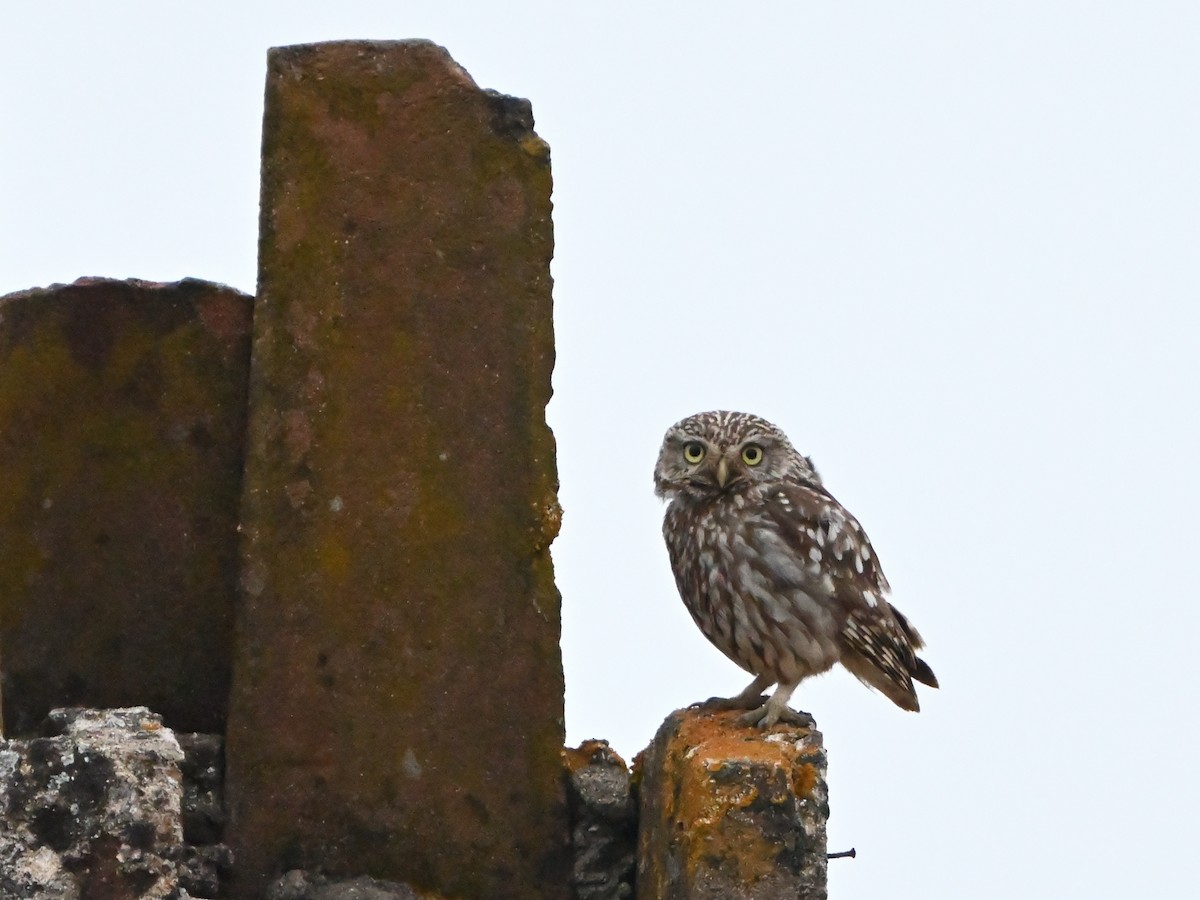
[737,704,815,730]
[737,707,770,728]
[776,708,816,728]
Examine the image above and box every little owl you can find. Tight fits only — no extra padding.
[655,410,937,727]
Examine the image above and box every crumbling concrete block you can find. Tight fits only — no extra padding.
[0,708,187,899]
[635,708,829,900]
[0,276,253,737]
[225,40,567,899]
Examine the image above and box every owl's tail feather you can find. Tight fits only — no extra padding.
[840,649,922,711]
[840,603,939,711]
[910,655,939,689]
[889,603,926,647]
[888,604,939,689]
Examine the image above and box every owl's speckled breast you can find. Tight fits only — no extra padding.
[663,486,842,686]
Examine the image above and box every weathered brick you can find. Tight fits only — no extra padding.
[635,708,829,900]
[564,741,637,900]
[224,41,567,899]
[0,277,252,736]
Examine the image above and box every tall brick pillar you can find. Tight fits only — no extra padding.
[224,41,568,899]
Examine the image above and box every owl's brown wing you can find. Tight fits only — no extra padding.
[760,481,937,709]
[757,481,891,604]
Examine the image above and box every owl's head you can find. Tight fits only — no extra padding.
[654,410,820,500]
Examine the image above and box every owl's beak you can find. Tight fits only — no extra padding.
[715,456,730,488]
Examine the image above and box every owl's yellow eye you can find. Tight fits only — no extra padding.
[742,444,764,466]
[683,442,706,464]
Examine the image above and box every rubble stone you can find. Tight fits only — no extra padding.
[179,843,233,899]
[266,869,436,900]
[176,733,226,846]
[176,733,231,896]
[0,707,188,899]
[564,741,637,900]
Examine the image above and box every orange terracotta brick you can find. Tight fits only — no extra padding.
[635,708,828,900]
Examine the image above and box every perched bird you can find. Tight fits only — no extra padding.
[654,410,937,727]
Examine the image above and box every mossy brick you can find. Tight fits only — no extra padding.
[0,277,253,737]
[634,708,829,900]
[224,41,568,899]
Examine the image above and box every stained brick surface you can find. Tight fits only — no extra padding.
[635,708,829,900]
[224,41,567,899]
[0,277,252,736]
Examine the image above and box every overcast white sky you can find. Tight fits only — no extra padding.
[3,3,1199,898]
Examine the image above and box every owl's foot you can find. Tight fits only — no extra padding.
[737,703,815,730]
[692,694,768,712]
[690,674,773,714]
[736,681,813,729]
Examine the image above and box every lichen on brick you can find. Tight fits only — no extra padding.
[635,707,829,900]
